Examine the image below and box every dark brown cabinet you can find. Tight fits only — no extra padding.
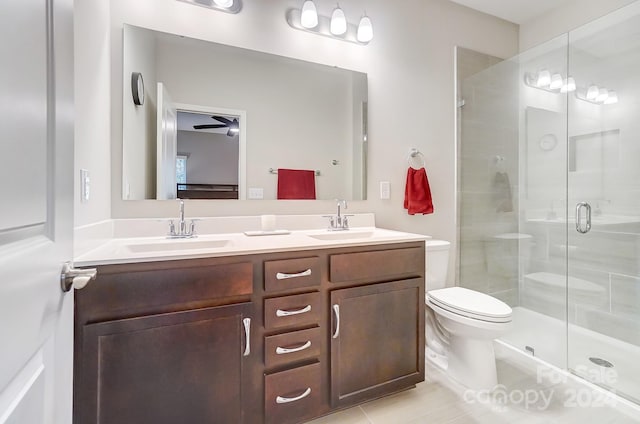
[74,242,425,424]
[330,279,425,408]
[79,304,252,424]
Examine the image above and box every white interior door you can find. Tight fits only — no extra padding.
[0,0,75,423]
[157,82,178,200]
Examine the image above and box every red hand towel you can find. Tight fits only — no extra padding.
[277,169,316,200]
[404,167,434,215]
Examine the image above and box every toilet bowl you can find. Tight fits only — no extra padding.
[425,240,512,390]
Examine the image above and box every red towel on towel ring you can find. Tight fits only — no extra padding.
[277,168,317,200]
[404,167,434,215]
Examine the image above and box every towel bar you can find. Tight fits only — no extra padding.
[269,168,321,176]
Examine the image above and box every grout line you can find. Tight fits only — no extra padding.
[358,405,374,424]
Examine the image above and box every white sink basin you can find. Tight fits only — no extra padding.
[123,239,231,253]
[307,231,375,241]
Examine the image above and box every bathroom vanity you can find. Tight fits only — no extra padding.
[73,225,425,424]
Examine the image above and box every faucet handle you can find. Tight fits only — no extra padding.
[168,219,176,236]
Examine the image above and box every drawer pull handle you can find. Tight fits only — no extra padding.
[276,269,312,280]
[332,304,340,339]
[242,318,251,357]
[276,387,312,404]
[276,305,312,317]
[276,341,312,355]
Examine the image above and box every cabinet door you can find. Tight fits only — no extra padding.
[330,279,424,407]
[77,303,253,424]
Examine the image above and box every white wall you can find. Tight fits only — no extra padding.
[75,0,518,260]
[177,131,239,185]
[122,25,157,200]
[74,0,111,226]
[519,0,637,51]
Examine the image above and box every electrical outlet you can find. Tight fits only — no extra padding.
[380,181,390,199]
[80,169,90,203]
[248,187,264,199]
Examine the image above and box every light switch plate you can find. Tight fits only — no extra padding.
[80,169,90,203]
[248,187,264,199]
[380,181,390,199]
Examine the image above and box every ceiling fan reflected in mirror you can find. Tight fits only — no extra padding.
[193,115,240,137]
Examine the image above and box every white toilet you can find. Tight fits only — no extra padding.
[425,240,512,390]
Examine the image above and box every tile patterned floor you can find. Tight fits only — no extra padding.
[306,355,640,424]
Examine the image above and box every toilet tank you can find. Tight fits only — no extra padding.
[425,240,450,290]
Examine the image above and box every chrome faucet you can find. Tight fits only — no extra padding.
[168,199,197,238]
[324,199,352,231]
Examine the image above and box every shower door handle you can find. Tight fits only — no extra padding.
[576,202,591,234]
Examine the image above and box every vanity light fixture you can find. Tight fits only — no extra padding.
[286,1,373,45]
[576,84,619,105]
[176,0,242,14]
[525,71,577,94]
[330,4,347,35]
[549,73,563,90]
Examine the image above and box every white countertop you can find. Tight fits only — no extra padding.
[74,226,429,267]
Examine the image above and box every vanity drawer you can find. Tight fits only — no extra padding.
[330,247,424,283]
[265,362,322,424]
[264,292,321,330]
[264,327,322,369]
[264,257,321,292]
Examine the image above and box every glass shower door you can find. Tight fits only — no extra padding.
[567,2,640,404]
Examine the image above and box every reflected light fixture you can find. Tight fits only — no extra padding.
[356,14,374,43]
[596,88,609,103]
[549,73,563,90]
[586,85,600,101]
[560,77,576,93]
[330,4,347,35]
[301,0,319,28]
[604,91,618,104]
[536,70,551,88]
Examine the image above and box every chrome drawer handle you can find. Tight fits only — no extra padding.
[276,269,312,280]
[332,304,340,339]
[276,387,312,404]
[242,318,251,357]
[276,305,311,317]
[276,341,312,355]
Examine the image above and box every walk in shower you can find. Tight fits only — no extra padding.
[457,2,640,405]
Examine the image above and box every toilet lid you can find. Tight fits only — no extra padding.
[428,287,512,322]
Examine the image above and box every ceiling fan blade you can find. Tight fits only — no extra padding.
[212,116,233,125]
[194,124,227,129]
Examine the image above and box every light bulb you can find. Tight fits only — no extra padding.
[213,0,233,7]
[330,5,347,35]
[549,74,563,90]
[562,77,576,93]
[586,85,599,101]
[596,88,609,103]
[536,70,551,88]
[300,0,318,29]
[604,91,618,104]
[356,15,373,43]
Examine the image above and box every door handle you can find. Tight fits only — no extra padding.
[276,305,311,317]
[332,304,340,339]
[276,269,312,280]
[243,318,251,357]
[576,202,591,234]
[60,262,97,292]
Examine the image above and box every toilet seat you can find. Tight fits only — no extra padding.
[427,287,512,323]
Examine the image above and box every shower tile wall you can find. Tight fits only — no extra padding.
[456,48,520,306]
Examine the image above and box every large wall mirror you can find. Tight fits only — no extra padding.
[122,25,368,201]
